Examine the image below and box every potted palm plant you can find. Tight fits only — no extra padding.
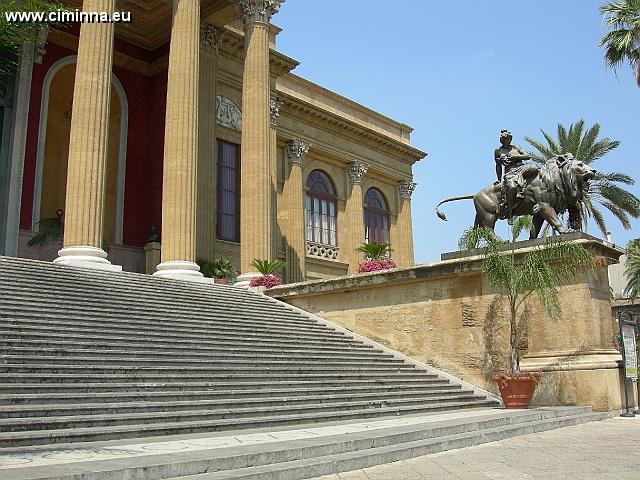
[459,217,594,408]
[196,257,236,284]
[355,242,397,273]
[249,259,285,290]
[211,257,236,284]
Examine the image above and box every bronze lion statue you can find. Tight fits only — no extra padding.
[435,154,596,239]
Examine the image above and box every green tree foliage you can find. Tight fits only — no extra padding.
[599,0,640,85]
[355,241,392,260]
[459,219,594,373]
[1,1,64,89]
[525,120,640,236]
[623,238,640,300]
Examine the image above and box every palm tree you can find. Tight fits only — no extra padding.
[525,120,640,236]
[598,0,640,86]
[459,217,594,373]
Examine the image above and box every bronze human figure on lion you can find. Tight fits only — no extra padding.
[436,131,596,239]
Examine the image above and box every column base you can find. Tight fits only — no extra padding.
[153,260,211,284]
[53,246,122,272]
[234,272,262,289]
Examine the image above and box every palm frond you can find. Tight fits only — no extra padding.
[598,0,640,85]
[27,215,63,247]
[355,241,392,260]
[251,259,285,276]
[624,237,640,300]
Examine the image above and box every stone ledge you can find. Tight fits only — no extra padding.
[268,233,624,300]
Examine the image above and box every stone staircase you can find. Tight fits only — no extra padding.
[0,256,499,449]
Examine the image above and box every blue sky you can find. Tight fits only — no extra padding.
[275,0,639,263]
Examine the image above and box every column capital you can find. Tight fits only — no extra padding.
[286,139,310,167]
[398,179,417,199]
[200,22,224,54]
[346,162,368,184]
[270,96,282,126]
[236,0,284,25]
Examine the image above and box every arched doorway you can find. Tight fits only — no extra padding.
[33,56,127,244]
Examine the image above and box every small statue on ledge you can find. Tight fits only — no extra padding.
[147,226,160,243]
[435,130,596,239]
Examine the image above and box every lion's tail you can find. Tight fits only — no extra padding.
[435,194,476,221]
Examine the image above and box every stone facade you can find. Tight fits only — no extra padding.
[3,1,424,282]
[269,234,627,411]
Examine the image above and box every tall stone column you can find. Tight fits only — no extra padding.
[269,96,282,262]
[393,180,416,267]
[283,139,309,283]
[54,0,121,271]
[344,162,367,274]
[154,0,204,280]
[236,0,284,286]
[196,24,223,261]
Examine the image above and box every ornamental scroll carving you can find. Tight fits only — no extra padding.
[286,139,310,167]
[270,97,282,126]
[398,180,417,199]
[346,162,368,184]
[216,96,242,131]
[200,23,224,54]
[237,0,284,24]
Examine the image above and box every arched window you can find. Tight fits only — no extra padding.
[364,188,390,244]
[305,170,337,246]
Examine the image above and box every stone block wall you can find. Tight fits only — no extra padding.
[269,234,627,411]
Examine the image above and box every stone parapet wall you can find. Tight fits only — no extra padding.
[269,234,627,411]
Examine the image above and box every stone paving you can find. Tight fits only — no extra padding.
[309,416,640,480]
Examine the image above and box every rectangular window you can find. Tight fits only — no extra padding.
[216,140,240,242]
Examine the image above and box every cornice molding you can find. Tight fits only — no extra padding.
[277,92,426,165]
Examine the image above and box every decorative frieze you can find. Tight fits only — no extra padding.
[237,0,284,24]
[346,162,368,184]
[200,23,224,54]
[216,95,242,131]
[397,179,417,199]
[307,241,340,261]
[270,96,282,126]
[286,139,310,167]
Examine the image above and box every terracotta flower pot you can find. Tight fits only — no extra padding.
[493,373,542,409]
[213,278,228,285]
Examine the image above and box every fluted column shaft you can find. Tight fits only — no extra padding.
[239,21,272,273]
[54,0,120,270]
[282,139,308,283]
[393,180,416,267]
[393,198,414,267]
[345,183,364,274]
[155,0,201,279]
[63,0,115,248]
[344,162,367,274]
[196,24,222,261]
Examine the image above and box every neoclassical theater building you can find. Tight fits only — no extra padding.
[0,0,425,283]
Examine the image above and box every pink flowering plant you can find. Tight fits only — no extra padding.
[249,274,282,289]
[249,259,285,289]
[357,258,397,273]
[355,242,396,273]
